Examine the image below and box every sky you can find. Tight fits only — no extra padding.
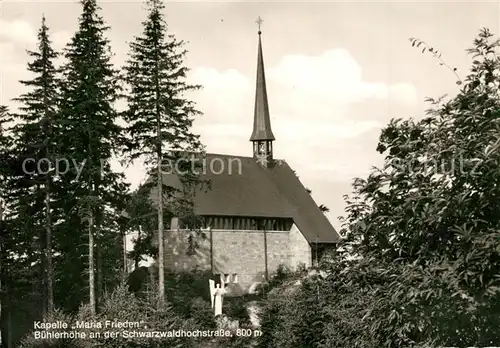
[1,0,499,232]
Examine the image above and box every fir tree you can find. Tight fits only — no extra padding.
[0,106,35,348]
[58,0,126,315]
[0,105,12,200]
[123,0,203,302]
[0,105,11,348]
[11,16,60,315]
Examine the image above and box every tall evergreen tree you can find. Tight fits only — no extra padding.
[0,104,12,348]
[0,105,11,173]
[0,105,11,206]
[58,0,126,314]
[11,16,60,315]
[123,0,203,302]
[0,107,35,347]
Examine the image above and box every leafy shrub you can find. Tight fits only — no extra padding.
[222,297,251,326]
[19,282,198,348]
[164,268,213,318]
[258,29,500,348]
[18,309,83,348]
[189,296,216,329]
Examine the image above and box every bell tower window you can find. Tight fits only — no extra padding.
[253,140,273,161]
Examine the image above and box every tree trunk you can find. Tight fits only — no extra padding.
[157,153,165,302]
[122,228,127,274]
[155,33,165,303]
[0,200,4,347]
[42,64,54,315]
[134,226,141,270]
[96,233,102,312]
[7,307,11,348]
[37,221,46,315]
[0,200,11,348]
[88,212,96,315]
[44,186,54,313]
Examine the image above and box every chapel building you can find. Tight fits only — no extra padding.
[158,26,340,296]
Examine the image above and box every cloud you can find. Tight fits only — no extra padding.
[0,18,71,50]
[189,68,251,125]
[188,48,418,182]
[51,31,72,50]
[0,19,37,45]
[1,40,34,104]
[388,83,418,104]
[0,19,37,88]
[268,49,416,104]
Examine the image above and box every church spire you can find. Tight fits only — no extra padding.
[251,16,275,163]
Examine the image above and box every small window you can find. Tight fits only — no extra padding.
[251,219,258,230]
[214,274,221,286]
[224,274,230,283]
[232,274,238,283]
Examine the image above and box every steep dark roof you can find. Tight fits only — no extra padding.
[162,153,339,243]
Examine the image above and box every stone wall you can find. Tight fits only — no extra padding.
[212,230,267,294]
[265,231,293,273]
[163,223,312,296]
[289,224,312,269]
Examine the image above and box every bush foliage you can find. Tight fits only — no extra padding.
[257,28,500,348]
[19,281,202,348]
[18,268,259,348]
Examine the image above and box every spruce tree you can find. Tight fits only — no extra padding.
[123,0,203,302]
[0,105,11,348]
[0,106,32,347]
[11,16,60,314]
[58,0,126,314]
[0,105,11,199]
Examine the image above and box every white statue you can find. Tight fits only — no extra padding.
[209,278,226,316]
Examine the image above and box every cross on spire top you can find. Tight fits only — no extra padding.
[255,16,263,34]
